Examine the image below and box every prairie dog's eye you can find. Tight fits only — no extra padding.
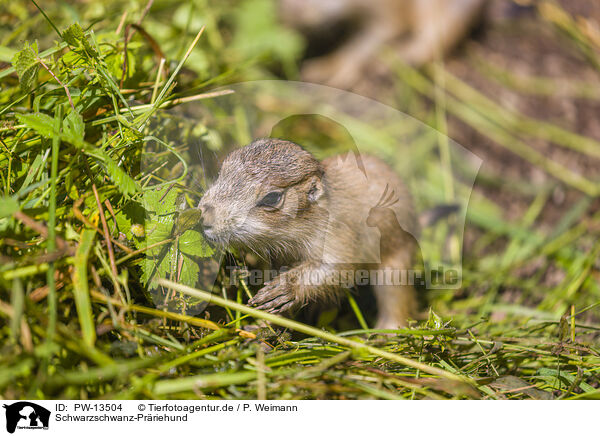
[257,191,283,208]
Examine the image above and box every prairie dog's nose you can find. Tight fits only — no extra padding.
[199,203,215,228]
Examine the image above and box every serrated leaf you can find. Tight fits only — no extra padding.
[17,111,84,147]
[143,221,173,252]
[179,229,213,257]
[62,23,98,59]
[141,256,171,290]
[16,113,57,138]
[103,156,139,196]
[62,23,86,46]
[114,201,145,240]
[17,65,39,92]
[12,41,39,91]
[0,196,19,218]
[140,221,174,289]
[143,185,178,215]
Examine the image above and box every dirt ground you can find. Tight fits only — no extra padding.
[446,0,600,224]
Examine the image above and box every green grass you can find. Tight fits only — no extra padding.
[0,0,599,400]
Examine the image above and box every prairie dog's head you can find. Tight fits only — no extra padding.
[198,139,326,255]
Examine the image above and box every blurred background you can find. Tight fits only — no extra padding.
[1,0,599,399]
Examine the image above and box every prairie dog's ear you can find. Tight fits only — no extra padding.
[307,175,325,203]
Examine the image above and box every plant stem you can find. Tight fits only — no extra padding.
[46,105,63,343]
[158,278,474,385]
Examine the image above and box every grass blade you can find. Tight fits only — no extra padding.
[72,229,97,347]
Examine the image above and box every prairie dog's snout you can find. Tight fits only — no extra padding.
[200,138,420,328]
[198,203,214,230]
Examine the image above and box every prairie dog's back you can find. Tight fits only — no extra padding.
[319,153,419,265]
[324,153,418,234]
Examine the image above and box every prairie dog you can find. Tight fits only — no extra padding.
[198,138,421,329]
[280,0,486,88]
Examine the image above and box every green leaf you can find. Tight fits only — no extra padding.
[536,368,595,393]
[174,209,203,236]
[62,23,86,46]
[16,113,56,138]
[103,157,139,196]
[179,255,200,288]
[114,201,145,240]
[179,230,213,257]
[0,196,19,218]
[18,153,45,194]
[140,221,174,290]
[72,229,96,347]
[63,110,85,144]
[62,23,98,59]
[143,185,178,215]
[144,221,173,252]
[139,222,211,292]
[18,110,139,197]
[139,188,204,289]
[11,41,39,91]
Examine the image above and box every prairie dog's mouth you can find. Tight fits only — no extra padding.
[202,227,229,247]
[202,227,215,240]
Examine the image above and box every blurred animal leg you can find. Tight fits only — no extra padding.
[398,0,484,66]
[302,25,395,88]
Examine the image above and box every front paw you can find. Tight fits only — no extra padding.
[248,275,302,314]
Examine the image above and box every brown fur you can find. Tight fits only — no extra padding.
[280,0,486,89]
[199,138,420,328]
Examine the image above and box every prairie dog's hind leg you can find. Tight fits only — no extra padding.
[372,251,420,329]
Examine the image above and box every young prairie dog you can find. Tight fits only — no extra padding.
[280,0,485,88]
[198,138,421,329]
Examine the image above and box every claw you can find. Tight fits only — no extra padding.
[248,279,297,314]
[248,284,276,306]
[255,294,293,312]
[274,300,296,314]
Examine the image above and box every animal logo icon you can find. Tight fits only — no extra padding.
[2,402,50,434]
